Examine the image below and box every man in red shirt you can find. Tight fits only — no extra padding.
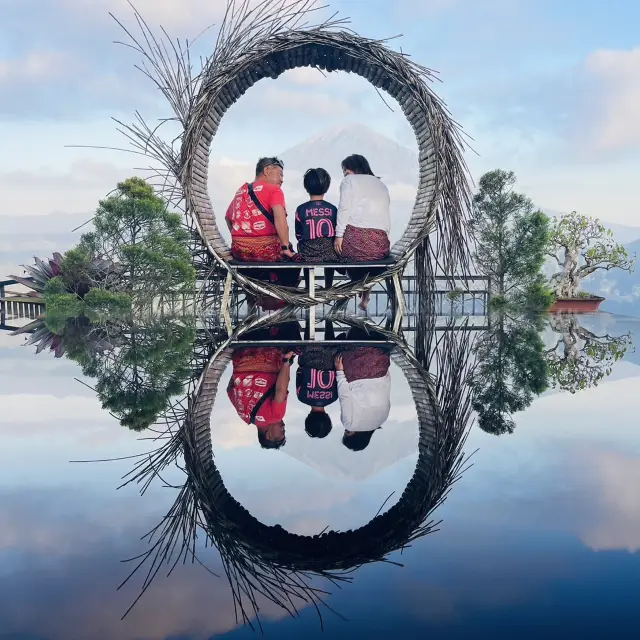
[227,346,296,449]
[225,157,296,265]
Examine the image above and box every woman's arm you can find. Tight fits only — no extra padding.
[336,371,353,430]
[335,177,353,239]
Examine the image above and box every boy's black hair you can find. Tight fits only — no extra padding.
[257,429,286,449]
[303,168,331,196]
[342,429,376,451]
[255,156,284,176]
[341,154,375,176]
[305,411,333,438]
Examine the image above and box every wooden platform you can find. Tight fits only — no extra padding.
[228,258,395,269]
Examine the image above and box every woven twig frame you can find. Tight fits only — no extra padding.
[112,1,472,304]
[183,326,469,572]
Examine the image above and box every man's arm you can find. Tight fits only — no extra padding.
[225,202,234,232]
[273,205,292,250]
[268,186,294,256]
[274,353,294,403]
[294,208,303,242]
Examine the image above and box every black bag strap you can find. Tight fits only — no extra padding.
[249,385,276,425]
[248,182,275,224]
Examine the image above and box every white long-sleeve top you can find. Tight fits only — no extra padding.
[336,371,391,432]
[335,174,391,238]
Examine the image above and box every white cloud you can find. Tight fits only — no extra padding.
[260,85,353,117]
[59,0,325,33]
[388,182,418,202]
[284,67,329,86]
[575,449,640,552]
[584,47,640,151]
[0,51,78,84]
[0,394,103,425]
[60,0,235,29]
[0,159,134,215]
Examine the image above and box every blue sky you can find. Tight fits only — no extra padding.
[1,0,639,225]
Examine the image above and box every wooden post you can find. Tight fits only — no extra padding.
[392,272,406,334]
[308,268,316,340]
[0,284,5,326]
[221,271,233,335]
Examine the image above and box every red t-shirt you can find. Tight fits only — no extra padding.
[225,180,286,238]
[227,372,287,426]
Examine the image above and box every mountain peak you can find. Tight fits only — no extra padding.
[279,124,418,185]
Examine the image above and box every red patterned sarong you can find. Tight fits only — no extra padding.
[341,225,390,262]
[343,347,390,383]
[232,347,282,374]
[231,235,281,262]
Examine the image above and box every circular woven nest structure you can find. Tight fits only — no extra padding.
[116,1,471,305]
[182,336,466,572]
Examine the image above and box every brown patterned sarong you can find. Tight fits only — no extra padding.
[232,347,282,374]
[341,225,390,262]
[231,235,281,262]
[298,238,340,262]
[232,235,300,287]
[343,346,390,383]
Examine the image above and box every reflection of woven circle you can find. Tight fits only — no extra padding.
[183,343,463,571]
[183,31,470,301]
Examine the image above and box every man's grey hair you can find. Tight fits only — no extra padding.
[255,157,284,176]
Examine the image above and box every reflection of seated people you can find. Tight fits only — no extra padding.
[227,347,296,449]
[297,336,339,439]
[334,327,392,451]
[226,322,302,450]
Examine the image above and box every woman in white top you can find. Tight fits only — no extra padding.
[333,154,392,311]
[334,335,392,452]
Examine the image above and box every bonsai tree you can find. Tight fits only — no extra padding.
[548,212,636,298]
[471,169,553,308]
[470,311,548,435]
[545,314,633,393]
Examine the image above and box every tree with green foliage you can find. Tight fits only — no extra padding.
[472,170,553,309]
[25,177,195,329]
[43,275,131,333]
[39,314,195,431]
[548,212,636,298]
[545,314,632,393]
[470,312,548,435]
[79,177,195,298]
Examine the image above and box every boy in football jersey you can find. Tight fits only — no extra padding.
[295,168,339,288]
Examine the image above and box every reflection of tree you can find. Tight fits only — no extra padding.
[25,314,195,431]
[471,312,548,435]
[545,315,633,393]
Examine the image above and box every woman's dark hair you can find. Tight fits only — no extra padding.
[342,429,376,451]
[303,168,331,196]
[257,429,286,450]
[341,154,374,176]
[305,411,333,438]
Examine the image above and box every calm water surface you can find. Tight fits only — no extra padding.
[1,313,640,639]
